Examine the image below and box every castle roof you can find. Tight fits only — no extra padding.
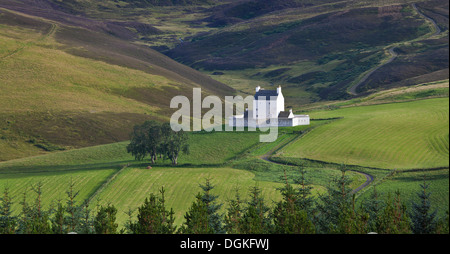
[278,111,294,118]
[254,89,279,100]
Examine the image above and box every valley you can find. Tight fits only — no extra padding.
[0,86,447,229]
[0,0,448,234]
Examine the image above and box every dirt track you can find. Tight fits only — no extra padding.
[259,134,374,195]
[348,47,398,95]
[348,3,442,96]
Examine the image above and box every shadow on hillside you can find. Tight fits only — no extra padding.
[0,161,135,177]
[0,160,232,177]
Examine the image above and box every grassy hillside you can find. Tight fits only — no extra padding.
[1,0,447,162]
[358,168,449,216]
[92,166,290,227]
[358,0,449,92]
[0,129,364,229]
[0,130,261,173]
[0,0,448,232]
[0,129,322,228]
[0,7,235,161]
[1,93,448,229]
[0,129,259,225]
[276,97,449,170]
[0,168,116,217]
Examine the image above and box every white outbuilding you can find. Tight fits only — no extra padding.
[229,86,310,128]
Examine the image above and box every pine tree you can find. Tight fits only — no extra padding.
[94,203,118,234]
[78,200,94,234]
[410,175,437,234]
[0,186,16,234]
[315,166,353,233]
[51,200,66,234]
[31,183,52,234]
[17,188,31,234]
[336,195,369,234]
[240,186,272,234]
[65,179,82,233]
[178,193,213,234]
[361,185,386,233]
[378,191,411,234]
[272,173,315,234]
[293,165,315,219]
[123,208,136,234]
[129,187,176,234]
[199,178,224,234]
[224,189,243,234]
[17,183,52,234]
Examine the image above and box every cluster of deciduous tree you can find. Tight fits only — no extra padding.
[126,120,189,165]
[0,168,448,234]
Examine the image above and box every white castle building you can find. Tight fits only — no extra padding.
[229,85,310,127]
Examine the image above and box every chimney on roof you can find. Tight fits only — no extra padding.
[289,108,293,113]
[277,85,282,94]
[256,86,261,92]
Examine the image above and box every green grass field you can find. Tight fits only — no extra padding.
[272,96,449,214]
[0,130,262,173]
[91,166,293,227]
[0,97,448,229]
[0,127,365,228]
[0,168,116,216]
[0,130,264,224]
[277,98,449,170]
[358,168,449,216]
[0,0,448,233]
[0,129,321,228]
[0,165,297,228]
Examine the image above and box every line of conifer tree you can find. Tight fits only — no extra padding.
[0,167,448,234]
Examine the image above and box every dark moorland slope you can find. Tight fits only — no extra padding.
[167,0,449,100]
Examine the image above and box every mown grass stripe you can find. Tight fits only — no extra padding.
[280,98,449,169]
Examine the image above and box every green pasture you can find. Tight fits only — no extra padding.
[0,127,356,228]
[91,166,309,227]
[0,95,448,229]
[0,130,262,173]
[358,168,449,216]
[231,157,367,190]
[277,98,449,170]
[0,130,264,225]
[0,168,115,216]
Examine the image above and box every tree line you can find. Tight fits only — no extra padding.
[0,167,448,234]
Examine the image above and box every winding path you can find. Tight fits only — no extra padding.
[348,3,442,96]
[348,47,397,95]
[263,3,443,195]
[412,3,441,37]
[0,23,56,61]
[259,134,374,195]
